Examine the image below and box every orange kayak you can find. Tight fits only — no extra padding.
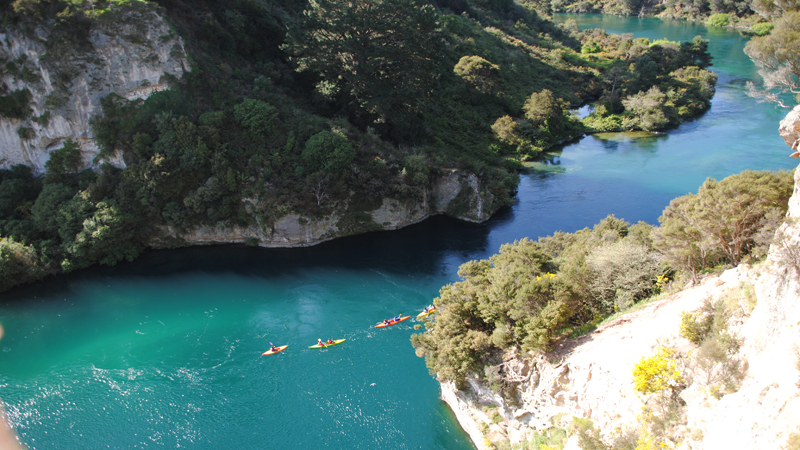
[375,316,411,328]
[262,345,288,356]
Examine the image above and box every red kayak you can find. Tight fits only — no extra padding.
[375,316,411,328]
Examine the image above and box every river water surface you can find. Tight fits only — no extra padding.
[1,14,797,450]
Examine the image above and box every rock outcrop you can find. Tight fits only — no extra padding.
[781,105,800,158]
[440,108,800,450]
[0,4,188,174]
[153,169,496,248]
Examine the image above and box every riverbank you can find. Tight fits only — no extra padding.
[436,106,800,450]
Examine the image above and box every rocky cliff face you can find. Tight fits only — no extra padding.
[441,109,800,450]
[0,4,188,174]
[153,169,496,248]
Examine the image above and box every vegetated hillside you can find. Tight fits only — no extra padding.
[0,0,714,293]
[411,168,793,386]
[411,167,796,449]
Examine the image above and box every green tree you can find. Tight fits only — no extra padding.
[0,88,32,120]
[233,99,278,139]
[586,241,662,312]
[692,170,792,265]
[283,0,444,122]
[745,9,800,107]
[0,237,44,292]
[454,55,500,93]
[622,87,669,131]
[31,183,76,236]
[302,130,356,174]
[45,139,83,177]
[524,89,564,129]
[62,200,140,270]
[653,170,793,279]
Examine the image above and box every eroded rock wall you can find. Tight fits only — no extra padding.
[0,4,188,174]
[154,168,496,248]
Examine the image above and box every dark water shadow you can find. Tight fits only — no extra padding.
[2,212,513,303]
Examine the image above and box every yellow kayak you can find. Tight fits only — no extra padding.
[309,339,346,349]
[417,307,436,319]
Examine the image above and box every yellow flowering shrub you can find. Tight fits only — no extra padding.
[632,347,684,395]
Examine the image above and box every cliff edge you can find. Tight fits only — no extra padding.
[441,108,800,450]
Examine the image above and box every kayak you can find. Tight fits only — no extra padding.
[417,308,436,319]
[262,345,288,356]
[309,339,346,349]
[375,316,411,328]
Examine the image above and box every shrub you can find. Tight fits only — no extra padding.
[17,126,35,140]
[587,241,662,312]
[692,335,745,398]
[453,55,500,92]
[302,130,355,174]
[571,417,609,450]
[786,433,800,450]
[0,237,45,292]
[581,39,602,54]
[233,99,278,139]
[632,347,684,395]
[706,14,730,27]
[0,89,33,120]
[45,139,83,176]
[744,22,774,36]
[679,310,712,345]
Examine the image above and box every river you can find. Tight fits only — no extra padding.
[0,14,796,450]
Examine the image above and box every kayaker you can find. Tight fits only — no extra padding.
[269,342,278,352]
[317,339,326,347]
[326,338,334,344]
[382,319,390,325]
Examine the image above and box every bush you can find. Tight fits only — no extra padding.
[17,126,35,140]
[679,310,713,345]
[632,347,684,395]
[0,237,45,292]
[45,139,83,176]
[0,89,33,120]
[692,335,745,398]
[453,55,500,92]
[706,13,731,27]
[581,39,602,54]
[744,22,774,36]
[233,99,278,139]
[571,417,609,450]
[587,241,662,312]
[302,130,355,174]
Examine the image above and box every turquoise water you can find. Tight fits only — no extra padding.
[1,15,798,450]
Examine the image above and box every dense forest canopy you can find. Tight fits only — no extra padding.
[0,0,715,293]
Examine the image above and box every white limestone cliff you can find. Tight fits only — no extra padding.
[0,4,188,174]
[153,169,496,248]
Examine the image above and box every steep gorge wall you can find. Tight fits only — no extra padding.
[441,107,800,450]
[0,4,188,173]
